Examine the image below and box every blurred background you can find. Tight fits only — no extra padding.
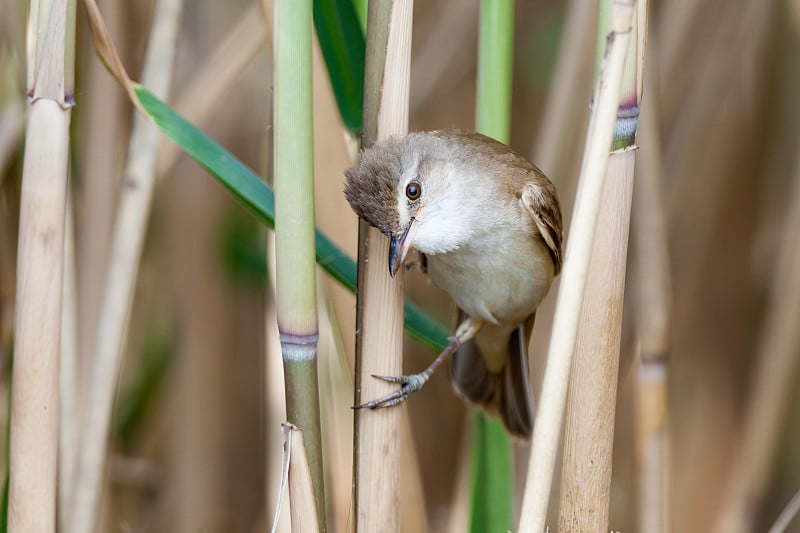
[1,0,800,531]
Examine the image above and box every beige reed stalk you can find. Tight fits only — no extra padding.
[558,152,635,532]
[352,1,413,531]
[60,197,80,532]
[68,0,183,531]
[284,423,321,533]
[75,0,122,382]
[518,1,635,530]
[712,116,800,533]
[557,1,647,530]
[9,0,75,530]
[265,263,291,533]
[560,94,641,533]
[308,40,429,529]
[634,61,670,533]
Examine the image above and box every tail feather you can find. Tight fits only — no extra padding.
[450,313,536,438]
[450,336,497,406]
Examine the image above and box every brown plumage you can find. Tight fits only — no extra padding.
[344,129,562,438]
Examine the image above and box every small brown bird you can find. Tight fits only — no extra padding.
[344,129,562,437]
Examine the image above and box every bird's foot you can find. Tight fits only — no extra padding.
[352,318,483,411]
[352,372,430,410]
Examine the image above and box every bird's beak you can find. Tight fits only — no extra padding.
[389,215,418,277]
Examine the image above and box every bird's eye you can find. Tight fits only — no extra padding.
[405,181,422,200]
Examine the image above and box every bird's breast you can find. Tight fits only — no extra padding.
[424,228,555,325]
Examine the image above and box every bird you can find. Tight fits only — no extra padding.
[344,129,562,438]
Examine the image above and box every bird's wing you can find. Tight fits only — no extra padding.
[521,181,563,274]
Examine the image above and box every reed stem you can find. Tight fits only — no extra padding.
[352,1,413,530]
[9,0,75,528]
[273,0,326,528]
[471,1,514,531]
[518,2,635,530]
[68,1,183,530]
[557,0,646,530]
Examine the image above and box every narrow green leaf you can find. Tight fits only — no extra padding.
[134,86,449,352]
[351,0,367,33]
[313,0,365,132]
[469,413,513,533]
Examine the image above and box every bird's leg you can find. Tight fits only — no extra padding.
[353,317,483,410]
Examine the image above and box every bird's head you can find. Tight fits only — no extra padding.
[344,132,476,277]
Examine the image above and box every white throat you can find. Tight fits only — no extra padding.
[398,161,485,256]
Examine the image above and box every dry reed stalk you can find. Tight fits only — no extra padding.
[59,196,80,532]
[400,412,429,533]
[265,233,292,533]
[284,423,321,533]
[11,97,70,533]
[67,1,183,531]
[307,45,432,530]
[633,64,670,533]
[712,132,800,533]
[353,1,413,531]
[156,3,267,177]
[530,0,596,177]
[557,0,646,529]
[76,0,124,378]
[315,291,353,530]
[558,150,636,532]
[518,1,635,530]
[9,0,75,528]
[659,2,771,529]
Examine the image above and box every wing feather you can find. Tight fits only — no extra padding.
[522,182,563,274]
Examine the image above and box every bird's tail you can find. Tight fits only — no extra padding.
[449,314,535,438]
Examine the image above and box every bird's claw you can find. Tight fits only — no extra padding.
[352,372,429,410]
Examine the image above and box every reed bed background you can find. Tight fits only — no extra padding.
[1,0,800,531]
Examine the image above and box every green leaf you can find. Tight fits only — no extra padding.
[469,413,513,533]
[313,0,365,132]
[134,86,449,352]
